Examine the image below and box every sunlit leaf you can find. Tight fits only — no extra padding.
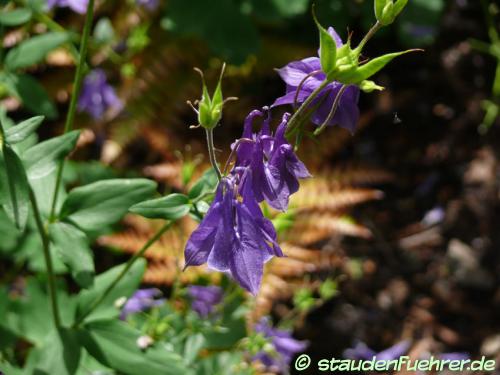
[5,32,69,70]
[49,222,95,288]
[130,193,190,221]
[60,179,157,232]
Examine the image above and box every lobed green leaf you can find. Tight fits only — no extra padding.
[130,193,191,221]
[0,8,32,27]
[5,32,69,70]
[49,222,95,289]
[23,130,80,180]
[60,178,157,232]
[5,116,44,144]
[75,259,146,323]
[0,145,30,231]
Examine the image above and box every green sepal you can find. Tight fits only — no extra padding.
[313,6,337,76]
[336,49,420,85]
[359,80,385,92]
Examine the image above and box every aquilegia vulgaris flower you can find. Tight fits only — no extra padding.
[78,69,122,120]
[273,27,360,133]
[184,176,283,295]
[254,318,308,373]
[120,288,165,319]
[47,0,88,14]
[188,285,223,317]
[235,108,310,211]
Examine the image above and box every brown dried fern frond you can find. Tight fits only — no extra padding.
[321,164,395,187]
[290,183,384,213]
[283,213,372,246]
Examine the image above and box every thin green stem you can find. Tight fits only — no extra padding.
[49,0,95,222]
[285,80,330,139]
[355,21,382,54]
[29,188,61,328]
[314,85,348,136]
[74,221,174,327]
[205,128,222,181]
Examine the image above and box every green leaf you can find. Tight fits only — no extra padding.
[0,8,32,26]
[60,179,157,232]
[5,32,69,70]
[337,49,420,84]
[23,130,80,180]
[5,115,44,144]
[75,259,146,323]
[49,222,95,288]
[6,278,76,345]
[204,293,247,350]
[0,362,23,375]
[183,333,205,365]
[1,72,58,118]
[188,168,218,200]
[313,6,337,75]
[80,320,188,375]
[33,328,81,375]
[0,145,30,230]
[130,193,190,221]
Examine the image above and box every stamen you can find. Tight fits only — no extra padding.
[222,138,255,175]
[294,70,323,109]
[314,85,348,136]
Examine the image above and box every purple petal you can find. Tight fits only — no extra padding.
[377,340,411,361]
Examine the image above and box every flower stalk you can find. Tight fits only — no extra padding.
[49,0,95,222]
[314,84,348,136]
[29,188,61,328]
[205,128,222,181]
[285,79,330,139]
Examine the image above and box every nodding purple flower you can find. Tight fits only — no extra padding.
[120,288,165,319]
[343,340,411,360]
[184,176,283,295]
[78,69,122,120]
[272,27,360,133]
[254,318,308,372]
[46,0,88,14]
[188,285,223,317]
[235,108,310,211]
[136,0,159,10]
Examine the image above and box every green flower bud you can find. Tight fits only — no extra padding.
[191,63,233,130]
[374,0,408,26]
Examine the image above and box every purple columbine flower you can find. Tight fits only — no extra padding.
[188,285,223,317]
[136,0,159,10]
[46,0,88,14]
[184,176,283,295]
[272,27,360,133]
[78,69,122,120]
[235,108,310,211]
[120,288,165,319]
[344,340,411,360]
[254,318,308,372]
